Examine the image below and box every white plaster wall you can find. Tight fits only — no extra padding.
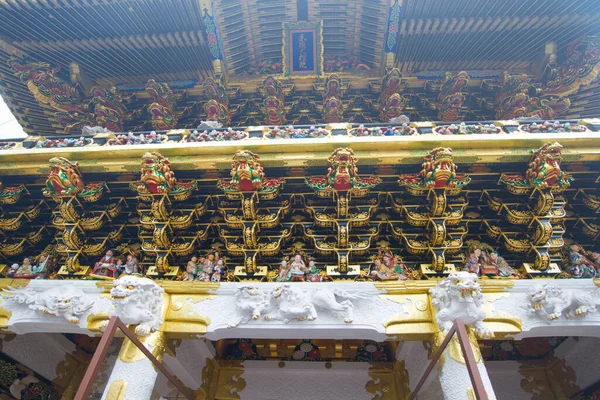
[161,339,215,391]
[240,361,372,400]
[396,341,429,393]
[486,361,530,400]
[555,336,600,391]
[1,332,76,381]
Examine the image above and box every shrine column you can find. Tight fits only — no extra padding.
[432,329,497,400]
[101,331,166,400]
[428,273,498,400]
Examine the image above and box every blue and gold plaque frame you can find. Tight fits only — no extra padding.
[282,21,324,77]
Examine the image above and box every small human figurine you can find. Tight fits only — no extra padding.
[276,260,292,282]
[372,257,396,280]
[370,251,410,281]
[14,257,33,277]
[200,253,218,281]
[32,252,51,278]
[183,256,198,281]
[464,248,482,275]
[7,263,19,277]
[564,244,598,279]
[124,254,139,275]
[211,260,225,282]
[289,254,306,282]
[489,251,518,277]
[115,259,124,273]
[306,261,322,282]
[92,250,117,278]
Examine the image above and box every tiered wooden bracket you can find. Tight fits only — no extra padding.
[396,147,471,276]
[483,142,572,277]
[217,150,287,277]
[305,147,381,276]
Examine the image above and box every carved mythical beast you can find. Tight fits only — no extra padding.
[232,285,370,326]
[3,286,94,324]
[399,147,471,190]
[528,284,599,321]
[133,151,196,198]
[438,71,470,121]
[218,150,285,195]
[146,79,181,130]
[43,157,106,200]
[430,271,494,338]
[500,142,573,193]
[306,148,381,195]
[101,275,165,336]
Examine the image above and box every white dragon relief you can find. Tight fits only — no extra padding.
[100,275,165,336]
[2,286,93,324]
[233,285,370,325]
[430,271,494,338]
[528,284,599,321]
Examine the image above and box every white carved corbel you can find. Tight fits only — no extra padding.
[430,271,494,338]
[100,275,165,336]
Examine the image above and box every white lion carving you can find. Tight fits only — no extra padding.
[100,275,165,336]
[233,285,369,326]
[430,271,494,338]
[3,286,93,324]
[528,284,598,321]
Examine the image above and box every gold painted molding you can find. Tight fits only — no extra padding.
[105,380,127,400]
[199,359,246,400]
[519,356,580,400]
[366,361,410,400]
[0,133,599,174]
[118,330,166,363]
[163,294,214,337]
[381,293,435,340]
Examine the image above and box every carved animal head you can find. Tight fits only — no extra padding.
[526,142,572,189]
[528,284,562,305]
[110,275,164,304]
[420,147,461,187]
[138,151,177,194]
[235,286,265,302]
[326,147,359,184]
[44,157,85,196]
[432,271,482,304]
[229,150,265,191]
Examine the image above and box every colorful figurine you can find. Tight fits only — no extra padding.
[463,242,518,277]
[290,254,307,282]
[564,244,598,279]
[306,261,322,282]
[183,256,198,281]
[7,264,19,277]
[370,251,409,281]
[91,250,117,278]
[211,260,225,282]
[14,257,33,277]
[199,253,219,281]
[276,260,292,282]
[124,254,139,275]
[33,252,52,278]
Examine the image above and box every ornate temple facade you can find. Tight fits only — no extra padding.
[0,0,599,399]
